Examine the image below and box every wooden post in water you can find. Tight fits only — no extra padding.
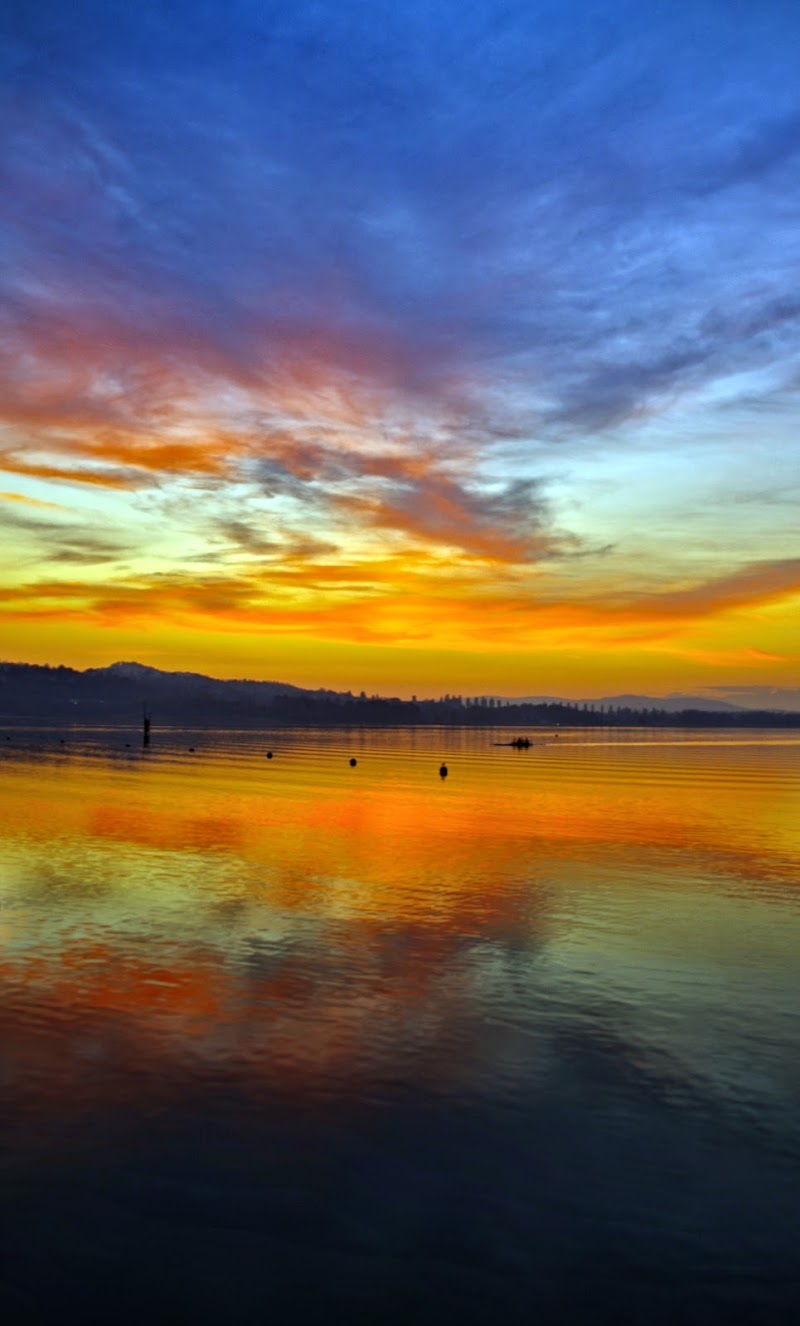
[143,703,151,747]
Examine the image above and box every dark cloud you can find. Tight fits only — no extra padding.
[215,516,337,562]
[247,439,561,562]
[0,505,133,563]
[215,519,279,558]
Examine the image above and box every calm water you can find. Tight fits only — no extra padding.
[1,727,798,1323]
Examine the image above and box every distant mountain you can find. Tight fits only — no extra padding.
[84,661,324,701]
[595,693,744,714]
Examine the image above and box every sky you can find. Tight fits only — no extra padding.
[1,0,799,701]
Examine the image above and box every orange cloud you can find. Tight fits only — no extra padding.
[0,455,139,489]
[0,555,797,665]
[0,490,64,509]
[604,559,800,621]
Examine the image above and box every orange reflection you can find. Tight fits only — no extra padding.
[0,737,798,1062]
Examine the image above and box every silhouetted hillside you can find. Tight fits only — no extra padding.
[0,662,798,729]
[0,661,346,727]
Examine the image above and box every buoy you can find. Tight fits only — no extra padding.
[439,763,448,778]
[189,746,195,752]
[350,757,357,767]
[266,751,273,759]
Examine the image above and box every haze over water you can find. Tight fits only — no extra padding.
[1,728,799,1323]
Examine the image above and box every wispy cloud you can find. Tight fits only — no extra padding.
[0,505,134,565]
[0,490,63,509]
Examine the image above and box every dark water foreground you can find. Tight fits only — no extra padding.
[1,728,798,1323]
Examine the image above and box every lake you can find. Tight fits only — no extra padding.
[1,727,798,1323]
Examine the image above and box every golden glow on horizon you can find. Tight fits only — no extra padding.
[1,610,798,699]
[2,318,798,698]
[1,555,798,698]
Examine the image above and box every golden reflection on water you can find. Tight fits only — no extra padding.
[0,729,799,1131]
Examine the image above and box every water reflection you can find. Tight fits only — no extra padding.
[1,729,799,1322]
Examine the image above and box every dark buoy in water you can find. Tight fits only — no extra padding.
[189,746,195,752]
[350,757,357,767]
[266,751,273,759]
[439,763,448,778]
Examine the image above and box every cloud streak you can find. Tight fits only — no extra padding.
[1,556,797,656]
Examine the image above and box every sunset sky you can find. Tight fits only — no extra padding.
[1,0,798,701]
